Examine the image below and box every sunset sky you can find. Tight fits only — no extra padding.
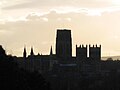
[0,0,120,57]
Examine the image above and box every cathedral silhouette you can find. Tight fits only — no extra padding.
[10,29,120,90]
[18,29,101,72]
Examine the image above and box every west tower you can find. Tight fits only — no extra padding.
[89,45,101,61]
[56,29,72,60]
[76,45,87,61]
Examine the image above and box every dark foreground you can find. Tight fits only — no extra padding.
[1,45,120,90]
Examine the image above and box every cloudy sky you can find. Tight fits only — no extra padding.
[0,0,120,57]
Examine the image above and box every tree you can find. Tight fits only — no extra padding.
[0,45,51,90]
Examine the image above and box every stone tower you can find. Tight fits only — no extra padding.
[56,29,72,60]
[76,45,87,61]
[89,44,101,61]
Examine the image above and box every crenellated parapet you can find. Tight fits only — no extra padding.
[76,44,87,48]
[89,44,101,61]
[76,44,101,61]
[89,44,101,48]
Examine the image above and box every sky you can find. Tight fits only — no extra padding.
[0,0,120,57]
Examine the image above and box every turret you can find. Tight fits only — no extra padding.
[50,46,53,55]
[30,46,34,56]
[23,46,27,58]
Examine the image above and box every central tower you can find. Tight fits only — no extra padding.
[56,29,72,60]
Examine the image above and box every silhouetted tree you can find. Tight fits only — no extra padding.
[107,57,113,61]
[0,45,50,90]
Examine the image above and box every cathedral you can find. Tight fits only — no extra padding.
[16,29,101,72]
[11,29,120,90]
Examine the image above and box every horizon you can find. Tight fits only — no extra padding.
[0,0,120,57]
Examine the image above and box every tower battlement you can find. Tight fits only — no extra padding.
[77,44,87,48]
[76,44,87,60]
[89,44,101,61]
[89,44,101,48]
[76,44,101,61]
[56,29,71,41]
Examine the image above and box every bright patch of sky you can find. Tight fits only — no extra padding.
[0,0,120,19]
[0,0,120,56]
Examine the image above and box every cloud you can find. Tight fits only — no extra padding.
[0,0,120,56]
[0,30,13,35]
[0,0,30,8]
[0,0,120,22]
[0,10,120,56]
[2,0,120,17]
[1,0,116,10]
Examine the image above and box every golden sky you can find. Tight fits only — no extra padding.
[0,0,120,57]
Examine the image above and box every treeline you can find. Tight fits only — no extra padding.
[0,45,50,90]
